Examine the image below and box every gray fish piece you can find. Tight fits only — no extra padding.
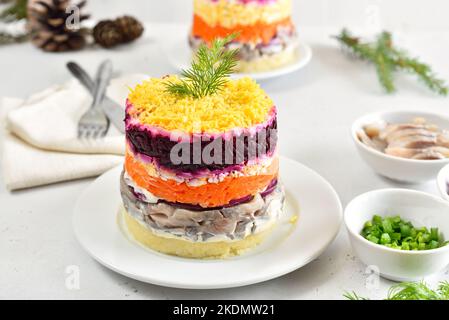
[360,118,449,160]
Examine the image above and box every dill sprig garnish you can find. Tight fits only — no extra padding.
[334,28,448,96]
[166,34,239,99]
[344,281,449,300]
[343,291,369,300]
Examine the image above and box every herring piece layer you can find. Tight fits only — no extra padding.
[120,170,285,243]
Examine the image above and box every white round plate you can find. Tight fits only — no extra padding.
[73,157,342,289]
[165,38,312,81]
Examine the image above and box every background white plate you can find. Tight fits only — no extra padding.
[165,37,313,81]
[73,157,342,289]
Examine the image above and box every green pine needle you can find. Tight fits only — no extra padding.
[334,28,448,96]
[393,54,449,96]
[333,28,376,61]
[166,34,239,99]
[0,0,27,21]
[375,32,395,93]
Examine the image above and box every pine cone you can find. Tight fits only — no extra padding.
[27,0,89,52]
[93,20,123,48]
[115,15,144,43]
[93,15,143,48]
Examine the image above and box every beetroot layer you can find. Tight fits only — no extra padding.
[126,118,277,173]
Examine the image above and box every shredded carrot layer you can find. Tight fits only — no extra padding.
[125,153,278,208]
[192,14,293,44]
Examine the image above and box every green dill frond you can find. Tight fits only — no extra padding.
[344,281,449,301]
[166,33,239,99]
[437,281,449,299]
[387,281,444,300]
[343,291,369,300]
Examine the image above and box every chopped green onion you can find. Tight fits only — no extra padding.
[364,221,373,228]
[391,233,401,241]
[400,224,411,237]
[382,219,394,234]
[381,233,391,245]
[430,228,439,241]
[366,234,379,244]
[373,215,383,224]
[361,215,446,251]
[429,241,439,249]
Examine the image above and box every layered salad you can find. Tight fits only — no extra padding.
[190,0,299,73]
[120,37,284,258]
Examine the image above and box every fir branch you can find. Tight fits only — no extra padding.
[0,0,27,21]
[333,28,376,61]
[375,31,395,93]
[334,28,448,96]
[393,54,448,96]
[378,32,448,95]
[166,34,239,99]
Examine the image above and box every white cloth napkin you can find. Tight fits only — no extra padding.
[1,74,148,191]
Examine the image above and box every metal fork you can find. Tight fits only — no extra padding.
[76,60,113,139]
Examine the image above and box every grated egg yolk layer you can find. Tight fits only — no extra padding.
[194,0,292,28]
[127,76,274,133]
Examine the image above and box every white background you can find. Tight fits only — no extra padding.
[1,0,449,299]
[89,0,449,31]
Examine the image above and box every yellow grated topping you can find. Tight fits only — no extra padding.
[289,214,298,224]
[127,76,274,133]
[194,0,292,28]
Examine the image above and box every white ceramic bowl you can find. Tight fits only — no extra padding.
[351,110,449,183]
[437,163,449,202]
[345,188,449,282]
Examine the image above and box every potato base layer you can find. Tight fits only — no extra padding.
[236,47,298,73]
[123,209,275,259]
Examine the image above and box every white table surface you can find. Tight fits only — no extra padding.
[1,23,449,300]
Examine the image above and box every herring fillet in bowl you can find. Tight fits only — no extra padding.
[344,189,449,282]
[351,110,449,183]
